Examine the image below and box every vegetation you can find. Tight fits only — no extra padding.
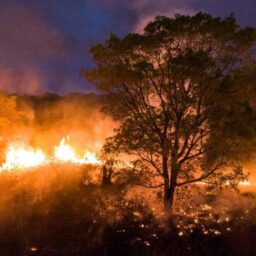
[0,167,255,256]
[83,13,256,214]
[0,12,256,256]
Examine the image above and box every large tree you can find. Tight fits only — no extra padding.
[82,13,256,214]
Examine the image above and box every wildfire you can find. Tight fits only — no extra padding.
[54,137,101,165]
[239,180,251,186]
[0,145,46,170]
[0,136,101,171]
[197,180,252,187]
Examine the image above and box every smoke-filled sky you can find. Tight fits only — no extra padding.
[0,0,255,95]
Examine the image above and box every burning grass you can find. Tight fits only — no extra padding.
[0,136,101,172]
[0,164,255,256]
[0,91,255,255]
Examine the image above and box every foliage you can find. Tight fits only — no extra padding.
[0,168,255,256]
[82,13,256,211]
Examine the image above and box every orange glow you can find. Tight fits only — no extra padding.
[0,136,101,171]
[0,144,46,170]
[54,137,101,165]
[54,137,80,163]
[239,181,251,186]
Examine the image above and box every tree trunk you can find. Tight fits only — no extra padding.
[162,156,176,216]
[164,182,176,216]
[102,165,112,186]
[163,158,179,216]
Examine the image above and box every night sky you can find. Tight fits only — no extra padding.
[0,0,255,95]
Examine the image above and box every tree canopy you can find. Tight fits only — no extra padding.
[82,13,256,214]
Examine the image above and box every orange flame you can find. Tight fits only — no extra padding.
[0,144,46,170]
[54,137,101,165]
[0,136,101,171]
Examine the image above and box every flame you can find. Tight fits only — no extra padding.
[0,145,46,170]
[239,181,251,186]
[197,180,252,187]
[0,136,101,171]
[82,151,102,165]
[54,137,101,165]
[54,137,79,163]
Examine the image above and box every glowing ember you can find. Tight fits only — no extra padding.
[0,136,101,171]
[198,180,252,187]
[30,247,37,252]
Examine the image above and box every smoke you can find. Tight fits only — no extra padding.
[0,0,254,95]
[0,1,79,94]
[0,1,62,62]
[128,0,194,32]
[13,93,117,155]
[0,92,256,253]
[133,8,194,33]
[0,68,45,95]
[128,0,256,33]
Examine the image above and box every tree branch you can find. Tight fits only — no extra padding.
[176,159,224,187]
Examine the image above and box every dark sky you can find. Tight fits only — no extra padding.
[0,0,255,95]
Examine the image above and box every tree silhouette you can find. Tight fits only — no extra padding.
[83,13,256,214]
